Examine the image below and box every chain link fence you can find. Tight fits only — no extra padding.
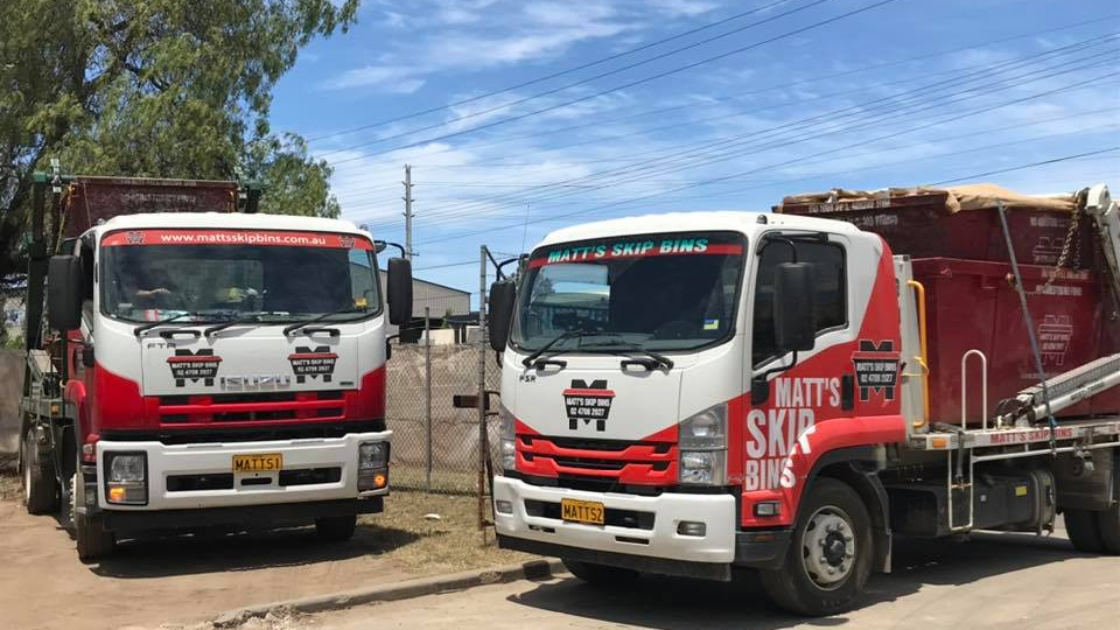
[386,246,516,505]
[385,337,501,494]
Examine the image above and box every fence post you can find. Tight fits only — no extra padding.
[477,246,488,534]
[424,306,432,493]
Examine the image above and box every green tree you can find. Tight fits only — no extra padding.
[0,0,357,280]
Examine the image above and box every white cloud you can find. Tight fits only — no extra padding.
[382,11,408,29]
[321,65,426,94]
[324,0,649,90]
[648,0,719,17]
[428,21,634,69]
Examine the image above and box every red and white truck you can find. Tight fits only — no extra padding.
[485,182,1120,615]
[18,171,413,560]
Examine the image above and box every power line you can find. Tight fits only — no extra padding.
[411,35,1116,207]
[411,70,1120,245]
[927,147,1120,186]
[359,39,1115,227]
[374,35,1117,222]
[306,0,802,143]
[392,120,1117,233]
[383,15,1116,170]
[329,0,907,165]
[319,0,840,157]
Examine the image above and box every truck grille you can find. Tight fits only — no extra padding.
[517,435,677,486]
[158,391,345,425]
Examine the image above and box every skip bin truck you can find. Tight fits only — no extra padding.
[18,170,413,560]
[483,182,1120,615]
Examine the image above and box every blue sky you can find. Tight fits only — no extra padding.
[269,0,1119,295]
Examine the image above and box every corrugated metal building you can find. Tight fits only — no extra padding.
[379,271,471,338]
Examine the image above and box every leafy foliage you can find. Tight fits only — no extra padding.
[0,0,357,279]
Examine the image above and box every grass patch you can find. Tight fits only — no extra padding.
[0,469,20,501]
[362,489,534,575]
[389,464,479,495]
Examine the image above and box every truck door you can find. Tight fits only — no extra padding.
[743,233,854,493]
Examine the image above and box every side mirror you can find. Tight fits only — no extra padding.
[386,257,413,326]
[488,280,516,352]
[773,262,816,353]
[47,255,82,331]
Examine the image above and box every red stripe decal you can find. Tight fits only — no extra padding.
[529,243,743,268]
[562,388,616,397]
[166,356,222,363]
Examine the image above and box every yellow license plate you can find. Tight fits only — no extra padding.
[232,453,283,473]
[561,498,605,525]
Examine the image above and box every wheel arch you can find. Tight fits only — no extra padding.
[802,446,892,573]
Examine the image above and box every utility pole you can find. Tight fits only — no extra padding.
[402,164,414,259]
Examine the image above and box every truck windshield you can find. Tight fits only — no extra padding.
[100,229,380,324]
[512,231,746,352]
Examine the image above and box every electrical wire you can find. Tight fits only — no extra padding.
[306,0,803,143]
[354,39,1117,226]
[328,0,907,164]
[412,70,1120,245]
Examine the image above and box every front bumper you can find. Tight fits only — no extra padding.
[493,475,738,566]
[102,497,383,534]
[95,430,391,511]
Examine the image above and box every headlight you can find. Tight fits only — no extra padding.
[109,453,146,482]
[680,406,726,450]
[105,452,147,505]
[359,442,388,470]
[497,404,516,473]
[358,441,389,491]
[679,404,727,485]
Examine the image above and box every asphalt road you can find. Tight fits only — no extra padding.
[294,524,1120,630]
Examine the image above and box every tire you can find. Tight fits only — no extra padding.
[761,478,874,617]
[70,473,115,562]
[1095,501,1120,555]
[21,429,59,515]
[315,515,357,542]
[561,559,640,585]
[1065,509,1105,553]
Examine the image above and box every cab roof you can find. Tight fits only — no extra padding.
[91,212,367,237]
[534,211,860,249]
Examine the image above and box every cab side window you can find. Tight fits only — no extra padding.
[752,239,847,367]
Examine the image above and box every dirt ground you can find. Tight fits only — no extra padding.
[262,523,1120,630]
[0,472,529,630]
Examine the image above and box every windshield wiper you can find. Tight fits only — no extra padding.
[283,307,367,337]
[203,311,289,337]
[580,339,674,370]
[133,312,202,338]
[521,329,594,367]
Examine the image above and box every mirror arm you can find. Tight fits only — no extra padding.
[759,350,799,382]
[375,240,407,258]
[758,235,799,262]
[494,256,523,280]
[751,351,799,405]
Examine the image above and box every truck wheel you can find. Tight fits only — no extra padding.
[21,429,59,515]
[1064,509,1104,553]
[315,515,357,542]
[70,473,115,562]
[1094,501,1120,554]
[761,478,873,616]
[561,559,639,585]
